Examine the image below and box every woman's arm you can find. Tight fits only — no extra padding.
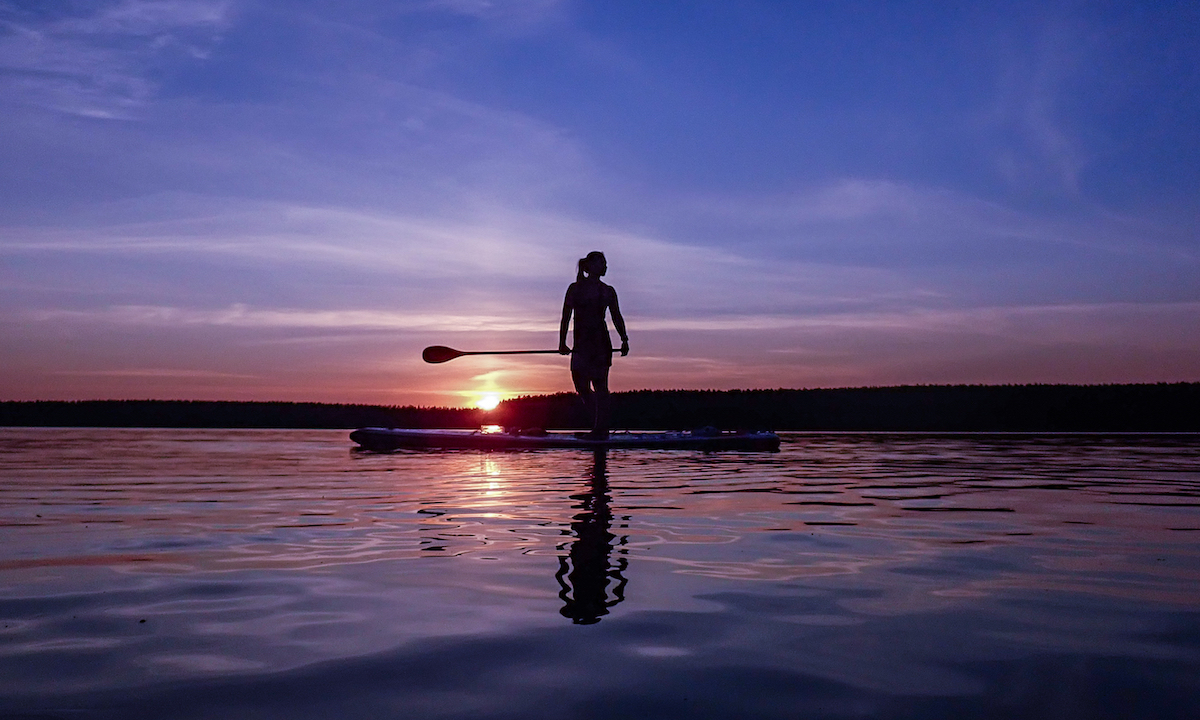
[608,288,629,356]
[559,285,574,354]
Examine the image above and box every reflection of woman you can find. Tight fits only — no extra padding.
[556,450,627,624]
[559,251,628,440]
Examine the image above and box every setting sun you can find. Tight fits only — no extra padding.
[476,393,501,411]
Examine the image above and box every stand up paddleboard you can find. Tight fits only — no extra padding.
[350,427,781,452]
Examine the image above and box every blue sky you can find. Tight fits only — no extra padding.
[2,0,1198,406]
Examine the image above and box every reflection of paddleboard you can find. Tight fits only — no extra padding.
[350,427,781,452]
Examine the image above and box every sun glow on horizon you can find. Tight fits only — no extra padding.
[476,393,501,411]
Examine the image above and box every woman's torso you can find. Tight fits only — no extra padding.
[569,279,613,335]
[568,280,614,371]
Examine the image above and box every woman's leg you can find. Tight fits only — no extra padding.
[572,371,595,430]
[572,369,610,437]
[592,369,611,437]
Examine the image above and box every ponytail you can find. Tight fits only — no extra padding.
[576,251,606,282]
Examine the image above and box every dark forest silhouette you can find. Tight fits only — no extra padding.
[495,384,1200,432]
[0,400,482,429]
[2,383,1197,431]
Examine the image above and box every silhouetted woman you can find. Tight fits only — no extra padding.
[559,251,628,439]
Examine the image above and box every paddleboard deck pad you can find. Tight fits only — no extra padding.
[350,427,781,452]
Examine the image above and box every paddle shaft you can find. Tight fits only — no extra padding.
[422,345,621,364]
[458,349,561,357]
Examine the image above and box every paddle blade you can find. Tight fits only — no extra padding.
[422,346,463,364]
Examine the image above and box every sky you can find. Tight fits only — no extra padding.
[1,0,1198,408]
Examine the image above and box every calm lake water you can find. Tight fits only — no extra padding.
[1,429,1198,719]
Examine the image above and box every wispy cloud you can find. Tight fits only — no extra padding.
[50,368,257,379]
[0,0,228,117]
[1,195,929,323]
[978,14,1099,200]
[25,299,1200,341]
[25,304,555,333]
[424,0,561,23]
[685,177,1199,266]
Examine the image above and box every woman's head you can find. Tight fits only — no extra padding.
[577,251,607,281]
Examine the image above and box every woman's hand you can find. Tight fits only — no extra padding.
[620,339,629,356]
[558,342,571,355]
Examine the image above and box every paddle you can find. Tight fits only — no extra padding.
[422,345,620,364]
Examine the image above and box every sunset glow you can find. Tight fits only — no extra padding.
[476,394,501,412]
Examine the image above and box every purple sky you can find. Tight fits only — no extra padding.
[2,0,1198,407]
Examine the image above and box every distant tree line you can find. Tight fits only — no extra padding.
[497,383,1200,432]
[2,384,1197,431]
[0,400,484,429]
